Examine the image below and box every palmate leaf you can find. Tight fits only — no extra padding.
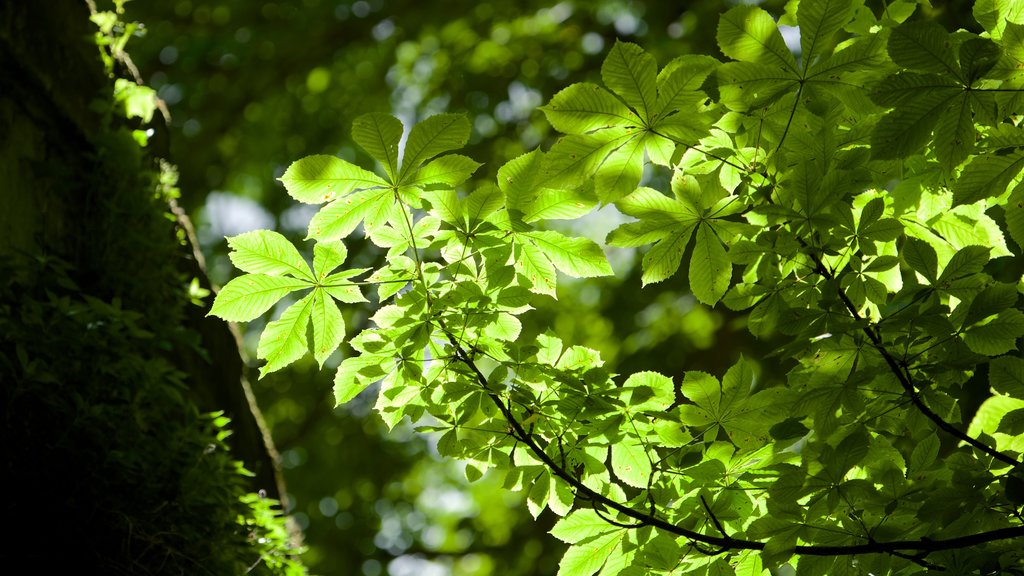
[678,359,783,450]
[402,154,481,188]
[539,43,716,203]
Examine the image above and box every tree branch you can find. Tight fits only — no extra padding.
[805,251,1021,469]
[439,325,1024,557]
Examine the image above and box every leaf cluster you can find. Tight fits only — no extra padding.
[211,1,1024,573]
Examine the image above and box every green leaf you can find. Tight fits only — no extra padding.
[403,154,481,188]
[959,38,1002,82]
[499,150,546,213]
[640,226,696,286]
[352,113,403,181]
[963,309,1024,356]
[557,531,624,576]
[227,230,313,280]
[611,442,651,488]
[870,88,959,160]
[909,433,940,471]
[655,55,719,117]
[968,393,1024,438]
[952,150,1024,205]
[798,0,856,71]
[542,83,639,133]
[593,132,646,203]
[717,62,799,112]
[209,274,309,322]
[1006,182,1024,250]
[321,271,369,303]
[256,293,315,376]
[279,155,388,204]
[399,114,471,182]
[517,241,558,296]
[974,0,1024,40]
[717,6,798,72]
[307,188,394,241]
[690,223,731,306]
[888,20,960,77]
[933,93,975,168]
[990,356,1024,397]
[524,187,598,222]
[601,41,657,122]
[311,290,345,367]
[313,240,348,280]
[542,131,631,190]
[526,230,613,278]
[466,184,504,224]
[870,72,958,108]
[334,353,388,404]
[938,245,990,283]
[550,509,617,544]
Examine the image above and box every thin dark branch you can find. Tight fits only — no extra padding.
[889,550,945,571]
[593,503,647,529]
[438,322,1024,556]
[700,495,730,541]
[804,250,1020,469]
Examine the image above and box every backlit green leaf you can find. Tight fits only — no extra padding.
[352,113,403,181]
[542,83,639,133]
[307,188,394,241]
[888,20,961,77]
[526,230,613,278]
[280,155,388,204]
[601,41,657,122]
[311,290,345,367]
[717,6,798,72]
[690,223,731,305]
[610,442,651,488]
[209,274,309,322]
[256,293,315,376]
[227,230,313,280]
[403,154,481,188]
[400,114,471,182]
[952,150,1024,205]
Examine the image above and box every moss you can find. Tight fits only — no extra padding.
[0,255,304,574]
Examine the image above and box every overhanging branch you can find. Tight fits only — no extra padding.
[439,325,1024,557]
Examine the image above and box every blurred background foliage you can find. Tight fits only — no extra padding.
[123,1,974,574]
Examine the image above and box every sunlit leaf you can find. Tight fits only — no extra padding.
[352,112,403,181]
[209,274,309,322]
[256,293,315,376]
[280,155,388,204]
[227,230,313,280]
